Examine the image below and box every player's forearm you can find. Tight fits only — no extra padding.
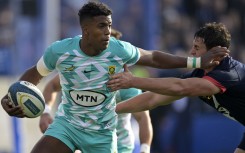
[152,51,187,68]
[131,77,218,97]
[134,111,153,146]
[116,92,159,113]
[139,123,153,146]
[137,50,187,69]
[130,77,191,96]
[148,47,229,69]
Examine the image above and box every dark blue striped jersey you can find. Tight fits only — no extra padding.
[183,56,245,126]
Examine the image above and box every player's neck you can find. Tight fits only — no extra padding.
[79,39,102,56]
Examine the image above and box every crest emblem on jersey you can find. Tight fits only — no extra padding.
[108,65,116,75]
[64,65,76,72]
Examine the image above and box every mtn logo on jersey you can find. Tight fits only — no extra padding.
[70,90,106,107]
[108,65,116,75]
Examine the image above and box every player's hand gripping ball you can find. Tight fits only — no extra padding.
[8,81,45,118]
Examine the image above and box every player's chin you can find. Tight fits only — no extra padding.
[101,41,109,49]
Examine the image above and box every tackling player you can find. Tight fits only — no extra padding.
[107,22,245,153]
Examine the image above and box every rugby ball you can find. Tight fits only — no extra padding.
[8,81,45,118]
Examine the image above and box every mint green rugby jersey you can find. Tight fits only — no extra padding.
[116,88,142,150]
[43,36,140,131]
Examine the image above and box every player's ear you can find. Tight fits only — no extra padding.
[82,27,88,35]
[81,22,89,35]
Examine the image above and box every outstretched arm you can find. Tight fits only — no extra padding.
[137,46,228,69]
[107,65,220,96]
[132,111,153,153]
[116,91,182,113]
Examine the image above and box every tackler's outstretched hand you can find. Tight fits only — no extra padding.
[107,65,134,91]
[201,46,229,69]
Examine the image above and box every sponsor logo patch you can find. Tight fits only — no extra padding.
[70,90,106,107]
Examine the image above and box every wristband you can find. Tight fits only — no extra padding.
[43,104,51,114]
[187,57,201,68]
[196,57,201,68]
[140,143,150,153]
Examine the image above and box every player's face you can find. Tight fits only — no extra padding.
[86,15,112,52]
[189,37,207,57]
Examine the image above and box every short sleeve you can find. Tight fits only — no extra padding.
[111,38,140,66]
[122,42,140,66]
[43,42,60,71]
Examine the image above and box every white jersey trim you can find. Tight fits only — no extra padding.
[36,56,52,76]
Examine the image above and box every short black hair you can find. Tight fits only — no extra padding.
[78,2,112,25]
[194,22,231,50]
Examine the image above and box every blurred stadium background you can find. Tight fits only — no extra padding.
[0,0,245,153]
